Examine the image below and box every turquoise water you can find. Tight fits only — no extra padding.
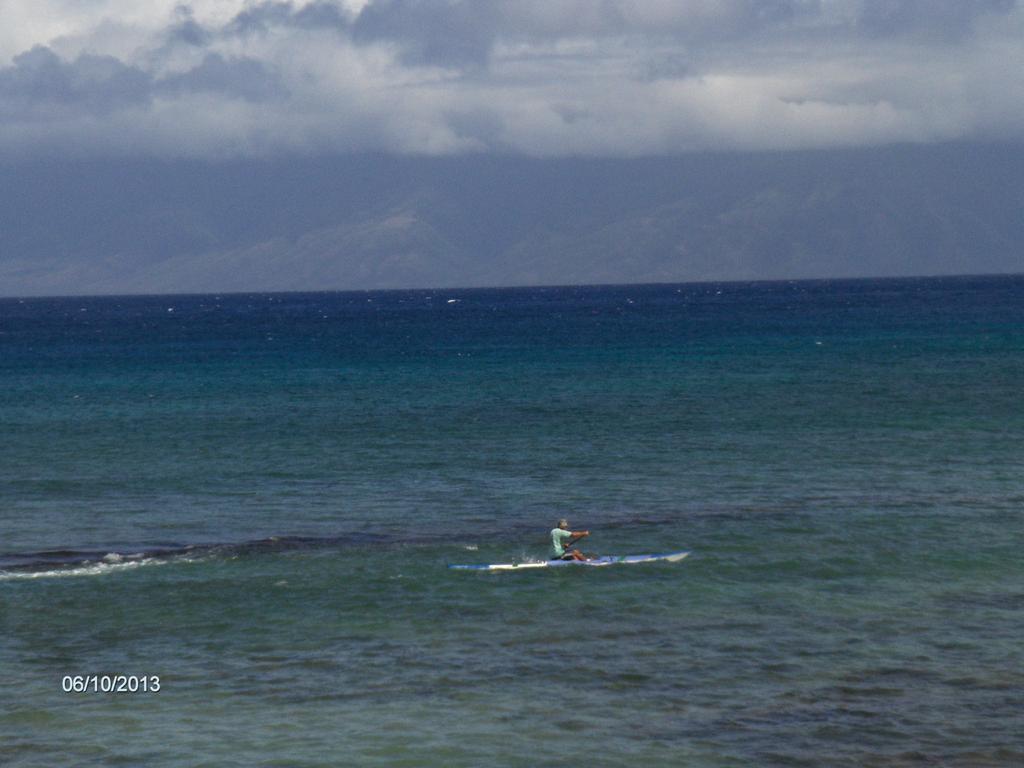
[2,277,1023,766]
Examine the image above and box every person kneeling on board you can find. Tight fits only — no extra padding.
[551,518,589,561]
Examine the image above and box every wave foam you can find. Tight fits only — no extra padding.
[0,556,172,581]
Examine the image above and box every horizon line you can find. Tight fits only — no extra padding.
[2,270,1021,303]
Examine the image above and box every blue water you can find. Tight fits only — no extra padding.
[2,276,1023,766]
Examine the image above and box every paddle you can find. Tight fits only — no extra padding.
[562,532,590,558]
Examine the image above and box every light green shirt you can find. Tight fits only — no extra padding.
[551,528,573,557]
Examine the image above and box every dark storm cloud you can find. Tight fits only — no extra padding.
[169,18,211,47]
[347,0,823,69]
[224,1,351,37]
[167,5,212,47]
[635,53,693,83]
[0,45,287,126]
[157,53,288,102]
[444,107,506,147]
[0,46,151,117]
[343,0,1020,75]
[1,0,1023,157]
[352,0,501,68]
[856,0,1017,40]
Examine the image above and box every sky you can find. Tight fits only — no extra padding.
[2,0,1023,160]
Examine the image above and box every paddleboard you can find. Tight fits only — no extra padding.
[449,550,689,571]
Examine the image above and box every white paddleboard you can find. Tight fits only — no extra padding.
[449,550,690,571]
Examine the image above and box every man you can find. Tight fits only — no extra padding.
[551,518,589,561]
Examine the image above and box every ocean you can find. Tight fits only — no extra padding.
[1,276,1022,766]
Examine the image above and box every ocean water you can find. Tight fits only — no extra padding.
[1,276,1022,767]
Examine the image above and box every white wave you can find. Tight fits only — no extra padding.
[0,556,185,581]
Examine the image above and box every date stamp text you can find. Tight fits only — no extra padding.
[61,675,161,694]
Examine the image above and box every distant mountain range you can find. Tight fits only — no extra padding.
[1,144,1021,296]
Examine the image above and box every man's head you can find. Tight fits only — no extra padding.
[558,518,569,529]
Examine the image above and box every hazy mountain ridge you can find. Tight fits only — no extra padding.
[1,145,1021,296]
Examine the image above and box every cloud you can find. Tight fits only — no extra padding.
[158,52,288,102]
[0,45,151,117]
[0,45,286,117]
[167,6,212,48]
[854,0,1017,40]
[225,1,351,37]
[352,0,499,67]
[0,0,1021,158]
